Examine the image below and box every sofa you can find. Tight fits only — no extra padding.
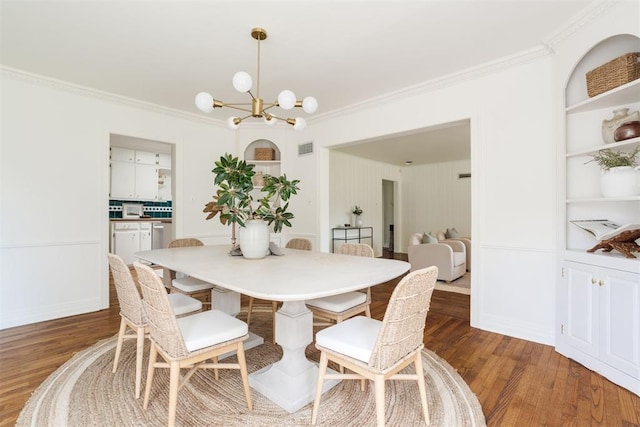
[408,233,466,282]
[431,230,471,272]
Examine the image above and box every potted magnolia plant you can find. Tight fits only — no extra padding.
[203,153,300,258]
[587,147,640,198]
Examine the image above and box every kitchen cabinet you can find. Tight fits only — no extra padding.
[111,221,159,264]
[557,260,639,394]
[110,147,158,201]
[111,222,140,265]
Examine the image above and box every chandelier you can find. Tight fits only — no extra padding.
[194,27,318,130]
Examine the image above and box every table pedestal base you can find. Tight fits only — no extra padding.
[249,300,340,412]
[249,358,340,413]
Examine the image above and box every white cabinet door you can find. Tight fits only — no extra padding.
[562,263,599,358]
[110,161,135,199]
[111,147,134,162]
[158,153,171,169]
[135,150,157,165]
[113,228,140,265]
[135,164,158,200]
[139,224,152,252]
[600,269,640,379]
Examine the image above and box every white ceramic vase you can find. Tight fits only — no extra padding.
[600,166,640,197]
[239,219,270,259]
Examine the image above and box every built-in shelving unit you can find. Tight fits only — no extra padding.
[556,34,640,397]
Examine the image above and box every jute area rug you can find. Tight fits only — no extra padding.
[17,313,485,426]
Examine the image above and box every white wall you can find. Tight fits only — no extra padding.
[329,151,402,256]
[311,50,557,344]
[0,71,235,329]
[401,159,472,249]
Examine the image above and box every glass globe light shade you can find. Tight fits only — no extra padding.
[232,71,253,93]
[264,115,276,126]
[302,96,318,114]
[293,117,306,131]
[226,117,240,130]
[278,90,296,110]
[195,92,214,113]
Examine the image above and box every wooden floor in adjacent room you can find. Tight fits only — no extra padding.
[1,253,639,426]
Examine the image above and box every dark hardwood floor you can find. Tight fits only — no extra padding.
[0,252,638,426]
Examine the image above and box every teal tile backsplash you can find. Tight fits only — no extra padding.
[108,200,172,219]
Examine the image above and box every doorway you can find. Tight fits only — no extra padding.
[382,179,395,253]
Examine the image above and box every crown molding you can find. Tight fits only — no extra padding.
[312,44,553,124]
[0,65,225,128]
[544,0,618,51]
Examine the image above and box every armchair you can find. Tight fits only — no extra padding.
[408,233,466,282]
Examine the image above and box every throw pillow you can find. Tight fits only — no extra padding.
[421,232,438,244]
[436,231,446,241]
[446,227,460,239]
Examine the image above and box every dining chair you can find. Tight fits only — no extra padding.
[246,238,312,343]
[305,243,375,325]
[134,262,252,427]
[107,253,202,399]
[166,238,217,307]
[311,266,438,427]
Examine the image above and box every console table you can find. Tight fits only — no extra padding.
[331,226,373,252]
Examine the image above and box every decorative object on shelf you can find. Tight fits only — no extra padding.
[203,153,300,259]
[587,229,640,259]
[255,147,275,161]
[352,205,363,227]
[614,120,640,142]
[194,27,318,130]
[586,52,640,98]
[587,147,640,197]
[601,108,640,144]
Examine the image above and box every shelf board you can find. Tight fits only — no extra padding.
[249,160,280,165]
[566,80,640,114]
[563,248,640,273]
[567,196,640,203]
[566,137,640,158]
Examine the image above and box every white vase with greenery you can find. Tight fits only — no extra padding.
[203,153,300,259]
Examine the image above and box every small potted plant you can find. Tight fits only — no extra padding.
[587,146,640,197]
[352,205,363,227]
[203,153,300,258]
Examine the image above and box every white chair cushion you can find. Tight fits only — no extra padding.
[168,293,202,316]
[315,316,382,363]
[172,276,216,292]
[306,291,367,312]
[177,310,248,352]
[453,252,465,267]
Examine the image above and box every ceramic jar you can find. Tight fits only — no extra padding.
[600,166,640,198]
[602,108,640,144]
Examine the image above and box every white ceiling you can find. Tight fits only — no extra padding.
[0,0,595,165]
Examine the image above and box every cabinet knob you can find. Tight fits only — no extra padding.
[599,279,605,287]
[591,277,597,285]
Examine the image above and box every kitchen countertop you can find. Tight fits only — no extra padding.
[110,218,172,223]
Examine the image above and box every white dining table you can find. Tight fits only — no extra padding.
[135,244,410,413]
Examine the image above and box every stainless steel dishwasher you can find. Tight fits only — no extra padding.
[151,222,164,249]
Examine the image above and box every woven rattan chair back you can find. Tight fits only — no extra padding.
[107,253,145,326]
[168,238,204,249]
[335,243,374,257]
[368,266,438,371]
[135,262,189,359]
[285,238,312,251]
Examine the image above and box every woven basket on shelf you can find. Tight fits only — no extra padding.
[586,52,640,97]
[255,148,275,161]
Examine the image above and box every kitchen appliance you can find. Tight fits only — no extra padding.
[122,203,144,218]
